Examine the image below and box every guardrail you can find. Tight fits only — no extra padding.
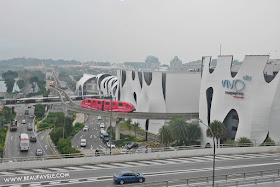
[123,168,280,186]
[1,143,279,163]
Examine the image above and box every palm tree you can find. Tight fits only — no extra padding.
[169,115,188,145]
[206,120,227,147]
[158,126,173,147]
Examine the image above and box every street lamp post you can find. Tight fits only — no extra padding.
[199,119,215,187]
[109,95,113,155]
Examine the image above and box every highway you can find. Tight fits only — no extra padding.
[5,105,54,160]
[71,115,110,153]
[1,153,280,186]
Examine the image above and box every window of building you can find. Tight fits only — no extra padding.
[232,126,237,131]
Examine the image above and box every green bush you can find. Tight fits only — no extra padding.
[261,137,276,146]
[223,140,236,147]
[57,138,79,154]
[237,137,253,147]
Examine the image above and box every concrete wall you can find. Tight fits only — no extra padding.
[1,146,280,171]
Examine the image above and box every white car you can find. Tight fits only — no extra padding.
[97,116,102,120]
[83,126,89,131]
[106,142,116,148]
[100,123,105,130]
[80,139,86,147]
[22,119,26,124]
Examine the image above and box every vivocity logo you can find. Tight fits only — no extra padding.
[222,79,246,91]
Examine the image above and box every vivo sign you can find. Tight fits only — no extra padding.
[222,79,246,91]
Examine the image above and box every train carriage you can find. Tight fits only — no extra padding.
[81,98,135,113]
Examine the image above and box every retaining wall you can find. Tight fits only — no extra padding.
[1,146,280,171]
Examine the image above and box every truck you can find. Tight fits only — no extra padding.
[10,119,18,131]
[20,133,29,151]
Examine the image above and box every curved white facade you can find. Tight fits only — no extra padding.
[199,55,280,146]
[76,74,97,96]
[117,70,200,134]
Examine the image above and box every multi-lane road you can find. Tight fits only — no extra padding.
[6,105,54,160]
[71,115,111,154]
[1,152,280,186]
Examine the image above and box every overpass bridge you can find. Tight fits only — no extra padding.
[51,86,199,140]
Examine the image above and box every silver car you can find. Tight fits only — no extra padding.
[36,149,43,156]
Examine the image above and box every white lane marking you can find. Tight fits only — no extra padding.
[64,166,83,170]
[97,164,118,169]
[139,160,164,165]
[94,135,97,138]
[90,135,92,138]
[153,160,178,164]
[11,136,13,140]
[80,165,102,169]
[91,145,93,149]
[32,169,51,173]
[45,145,48,150]
[41,136,44,140]
[16,170,34,174]
[80,135,83,138]
[124,162,148,166]
[0,171,15,175]
[99,145,103,148]
[92,128,94,130]
[48,168,67,171]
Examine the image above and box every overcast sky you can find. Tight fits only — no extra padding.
[0,0,280,64]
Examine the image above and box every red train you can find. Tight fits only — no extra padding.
[81,98,136,113]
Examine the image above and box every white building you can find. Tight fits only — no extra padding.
[117,70,200,134]
[199,55,280,146]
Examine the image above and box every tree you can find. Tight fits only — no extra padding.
[158,125,173,147]
[169,115,188,145]
[4,78,15,93]
[34,104,45,119]
[206,120,227,147]
[49,127,63,145]
[2,71,18,80]
[186,123,201,145]
[17,80,25,89]
[64,117,74,137]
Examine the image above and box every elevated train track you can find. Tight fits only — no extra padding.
[51,86,199,120]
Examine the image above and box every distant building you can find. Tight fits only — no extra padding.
[170,56,182,71]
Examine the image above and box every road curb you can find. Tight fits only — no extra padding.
[46,135,58,156]
[3,127,10,159]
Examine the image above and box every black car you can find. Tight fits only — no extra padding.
[30,135,37,142]
[125,142,138,149]
[95,149,106,156]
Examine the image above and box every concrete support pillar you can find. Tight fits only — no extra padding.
[115,120,121,141]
